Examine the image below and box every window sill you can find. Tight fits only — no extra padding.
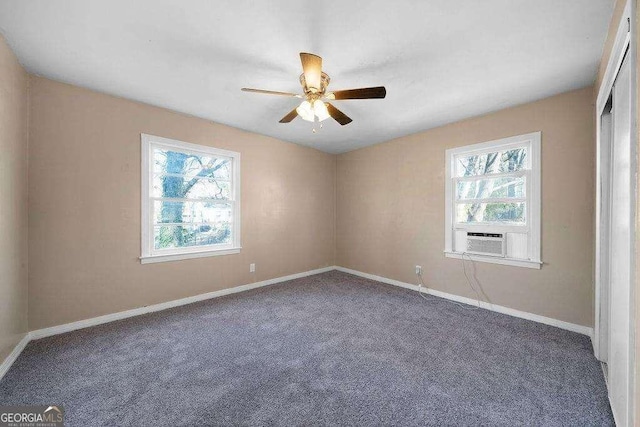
[140,247,241,264]
[444,251,542,269]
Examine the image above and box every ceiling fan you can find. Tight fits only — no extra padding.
[241,52,386,127]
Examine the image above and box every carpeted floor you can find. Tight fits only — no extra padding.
[0,271,612,426]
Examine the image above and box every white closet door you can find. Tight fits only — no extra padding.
[609,50,632,426]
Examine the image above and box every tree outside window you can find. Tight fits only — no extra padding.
[455,148,527,225]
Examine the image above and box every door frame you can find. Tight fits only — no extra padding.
[594,0,636,424]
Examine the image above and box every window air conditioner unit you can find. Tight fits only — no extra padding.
[466,232,505,257]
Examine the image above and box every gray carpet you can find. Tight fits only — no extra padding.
[0,271,612,426]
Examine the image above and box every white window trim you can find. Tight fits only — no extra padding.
[140,134,241,264]
[444,131,541,269]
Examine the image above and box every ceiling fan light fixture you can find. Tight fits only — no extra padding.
[313,100,330,121]
[296,100,314,122]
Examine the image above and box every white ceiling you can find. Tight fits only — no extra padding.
[0,0,613,153]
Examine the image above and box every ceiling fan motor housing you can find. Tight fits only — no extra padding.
[300,72,330,96]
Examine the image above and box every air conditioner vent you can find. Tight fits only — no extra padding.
[466,232,505,257]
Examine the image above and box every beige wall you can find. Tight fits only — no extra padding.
[336,87,595,327]
[25,77,597,333]
[0,36,29,361]
[27,76,336,330]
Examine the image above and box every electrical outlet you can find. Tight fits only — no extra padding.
[249,263,256,273]
[415,265,422,275]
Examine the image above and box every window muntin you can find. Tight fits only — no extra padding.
[453,145,529,227]
[141,135,240,262]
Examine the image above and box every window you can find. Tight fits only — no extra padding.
[140,134,241,263]
[444,132,541,269]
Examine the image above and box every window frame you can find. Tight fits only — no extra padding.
[140,134,241,264]
[444,132,541,269]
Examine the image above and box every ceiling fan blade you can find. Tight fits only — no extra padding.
[241,88,301,97]
[300,52,322,91]
[279,108,299,123]
[326,103,352,126]
[326,86,386,100]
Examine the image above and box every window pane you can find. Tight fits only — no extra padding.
[186,178,231,200]
[154,223,232,250]
[153,175,231,200]
[456,176,525,200]
[153,201,233,224]
[153,148,231,181]
[455,148,527,177]
[456,202,525,224]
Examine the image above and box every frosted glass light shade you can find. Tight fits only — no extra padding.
[296,101,314,122]
[313,100,330,121]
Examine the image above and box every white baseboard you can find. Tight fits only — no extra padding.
[30,266,335,340]
[1,264,593,381]
[0,333,30,380]
[0,266,333,380]
[335,266,594,338]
